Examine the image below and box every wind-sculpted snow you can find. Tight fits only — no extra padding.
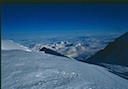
[2,50,128,89]
[1,40,31,52]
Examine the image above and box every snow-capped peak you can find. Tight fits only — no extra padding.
[1,40,31,52]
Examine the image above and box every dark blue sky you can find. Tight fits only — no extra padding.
[2,4,128,35]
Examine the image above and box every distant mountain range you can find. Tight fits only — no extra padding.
[31,35,117,60]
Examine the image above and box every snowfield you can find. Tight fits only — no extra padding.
[1,40,31,52]
[1,40,128,89]
[2,50,128,89]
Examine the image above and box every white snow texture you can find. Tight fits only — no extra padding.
[1,40,31,52]
[1,40,128,89]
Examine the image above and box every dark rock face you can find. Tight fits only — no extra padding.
[40,47,67,58]
[86,32,128,66]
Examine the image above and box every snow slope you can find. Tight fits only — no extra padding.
[2,50,128,89]
[1,40,31,52]
[86,32,128,66]
[100,63,128,79]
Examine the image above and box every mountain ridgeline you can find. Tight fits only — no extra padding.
[86,32,128,66]
[40,47,68,58]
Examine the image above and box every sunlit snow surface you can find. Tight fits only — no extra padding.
[2,50,128,89]
[1,40,31,52]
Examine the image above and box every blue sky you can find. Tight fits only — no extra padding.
[2,4,128,35]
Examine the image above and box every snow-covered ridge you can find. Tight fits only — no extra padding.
[1,40,31,52]
[86,32,128,66]
[2,50,128,89]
